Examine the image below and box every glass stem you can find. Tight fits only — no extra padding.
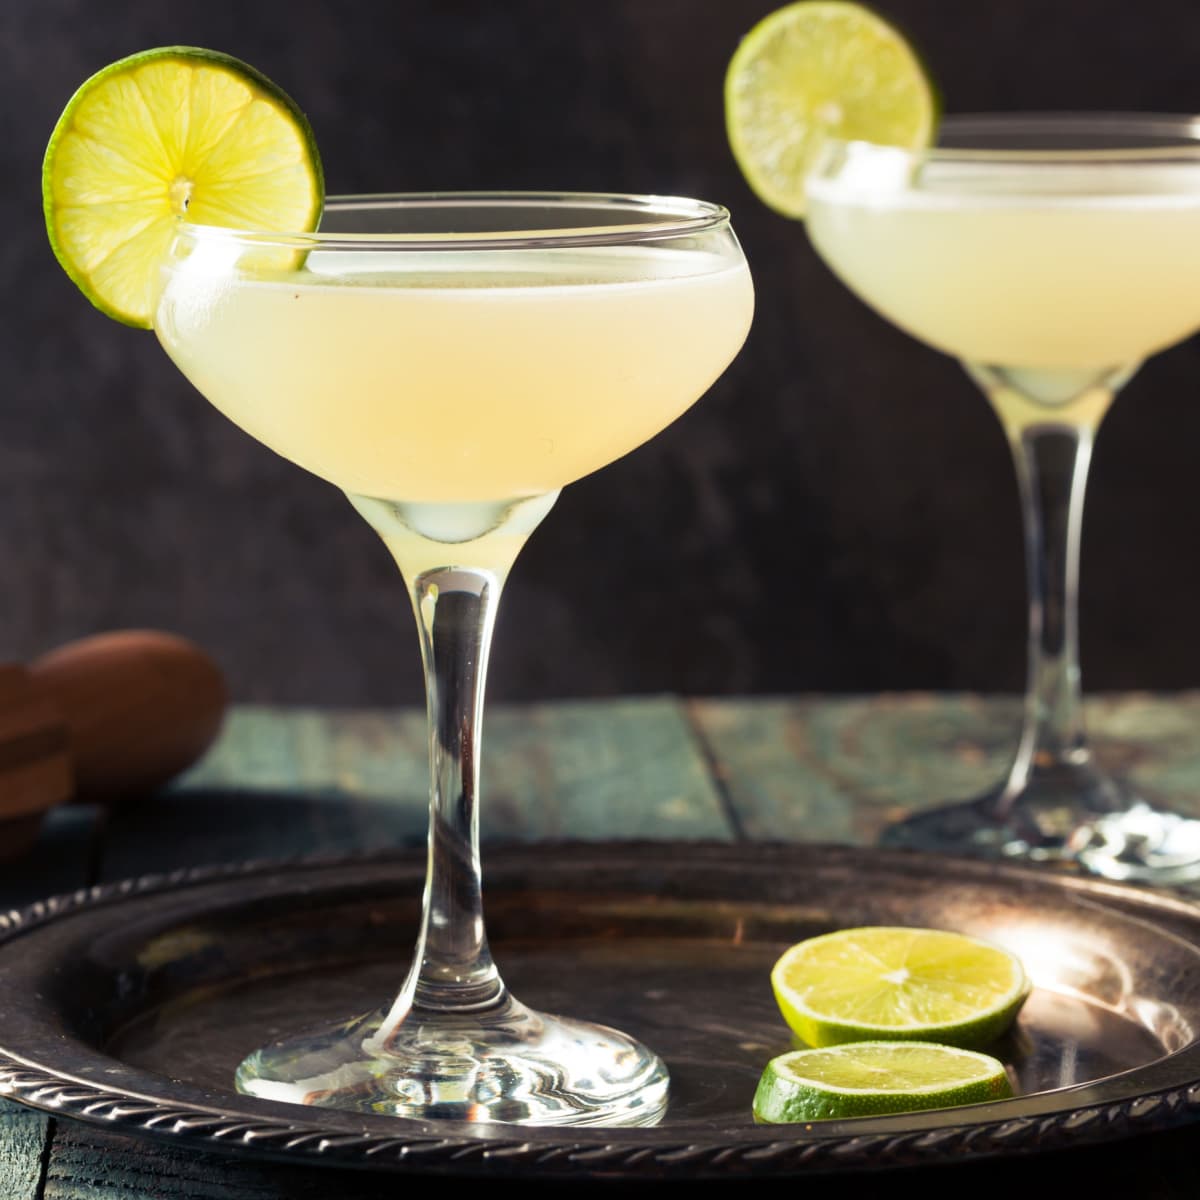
[403,564,505,1012]
[969,363,1131,811]
[345,491,559,1044]
[1006,422,1093,787]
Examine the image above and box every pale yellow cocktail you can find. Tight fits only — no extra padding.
[156,246,753,503]
[806,159,1200,376]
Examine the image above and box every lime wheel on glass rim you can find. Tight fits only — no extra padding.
[724,0,939,218]
[43,45,324,328]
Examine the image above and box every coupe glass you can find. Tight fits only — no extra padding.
[803,115,1200,884]
[153,193,754,1124]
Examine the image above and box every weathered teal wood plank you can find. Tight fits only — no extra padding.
[0,805,101,1200]
[36,1118,1200,1198]
[481,696,729,841]
[0,1102,48,1200]
[689,692,1200,846]
[100,696,729,880]
[43,1123,411,1199]
[98,706,429,881]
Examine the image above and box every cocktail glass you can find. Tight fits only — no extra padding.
[153,193,754,1123]
[803,114,1200,884]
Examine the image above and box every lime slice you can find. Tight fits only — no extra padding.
[724,0,938,218]
[43,46,324,328]
[753,1041,1014,1122]
[771,926,1030,1049]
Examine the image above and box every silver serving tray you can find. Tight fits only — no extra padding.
[1,842,1199,1180]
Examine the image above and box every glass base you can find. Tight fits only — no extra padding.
[879,761,1200,885]
[234,990,669,1127]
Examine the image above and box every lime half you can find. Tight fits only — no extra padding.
[43,46,324,328]
[724,0,938,218]
[753,1041,1014,1122]
[771,926,1030,1049]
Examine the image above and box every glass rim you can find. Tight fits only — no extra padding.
[820,111,1200,162]
[175,190,732,250]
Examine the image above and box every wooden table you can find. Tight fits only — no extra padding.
[3,692,1200,1199]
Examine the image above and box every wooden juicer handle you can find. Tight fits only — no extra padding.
[1,630,228,860]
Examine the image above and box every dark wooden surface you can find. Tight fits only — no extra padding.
[2,693,1200,1197]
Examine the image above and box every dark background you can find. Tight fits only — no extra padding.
[6,0,1200,706]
